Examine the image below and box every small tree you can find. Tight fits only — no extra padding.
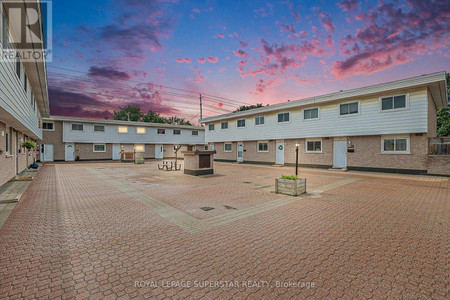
[436,72,450,136]
[233,103,268,113]
[113,105,142,121]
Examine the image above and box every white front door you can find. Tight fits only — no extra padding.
[65,143,75,161]
[276,142,285,165]
[155,145,163,159]
[237,143,243,162]
[333,140,347,168]
[112,144,121,160]
[41,144,54,162]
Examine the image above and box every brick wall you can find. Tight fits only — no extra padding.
[427,156,450,176]
[242,140,276,163]
[285,139,333,167]
[0,122,15,186]
[347,134,428,171]
[213,142,237,161]
[42,121,65,161]
[75,143,112,160]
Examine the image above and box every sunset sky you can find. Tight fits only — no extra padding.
[48,0,450,124]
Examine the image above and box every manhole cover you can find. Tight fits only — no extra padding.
[224,205,237,210]
[200,207,214,211]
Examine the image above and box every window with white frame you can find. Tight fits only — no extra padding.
[381,94,407,111]
[306,140,322,152]
[277,112,290,123]
[135,144,145,152]
[255,116,265,125]
[136,127,146,134]
[237,119,245,127]
[71,124,83,131]
[221,121,228,129]
[117,126,128,133]
[173,129,181,135]
[94,125,105,132]
[339,101,359,116]
[43,122,54,131]
[304,108,319,120]
[258,142,269,152]
[93,144,106,152]
[157,128,165,134]
[5,132,10,154]
[224,143,232,152]
[192,130,198,135]
[382,137,409,153]
[208,124,215,131]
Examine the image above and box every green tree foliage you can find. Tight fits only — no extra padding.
[113,105,192,125]
[233,103,268,113]
[436,72,450,136]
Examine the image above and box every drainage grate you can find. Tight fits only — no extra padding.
[200,207,214,211]
[224,205,238,210]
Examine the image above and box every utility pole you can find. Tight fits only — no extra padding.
[199,93,203,121]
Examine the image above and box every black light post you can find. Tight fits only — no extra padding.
[295,143,299,176]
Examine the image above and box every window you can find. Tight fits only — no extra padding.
[339,102,359,116]
[255,116,265,125]
[2,10,9,48]
[173,129,181,135]
[43,122,54,131]
[94,125,105,132]
[306,140,322,153]
[16,58,21,79]
[221,122,228,129]
[258,142,269,152]
[237,119,245,127]
[381,94,407,111]
[71,124,83,131]
[118,126,128,133]
[204,145,209,150]
[304,108,319,120]
[5,132,10,154]
[135,145,145,152]
[93,144,106,152]
[157,128,165,134]
[382,137,409,153]
[278,112,290,123]
[192,130,199,135]
[24,74,27,92]
[136,127,146,134]
[208,124,215,131]
[224,143,232,152]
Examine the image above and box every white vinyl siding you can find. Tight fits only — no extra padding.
[93,144,106,152]
[257,142,268,152]
[203,89,430,142]
[381,136,410,154]
[224,143,232,152]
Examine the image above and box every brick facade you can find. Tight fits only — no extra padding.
[42,121,65,161]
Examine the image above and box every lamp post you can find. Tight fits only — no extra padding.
[295,143,299,176]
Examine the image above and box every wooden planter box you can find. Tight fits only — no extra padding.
[275,178,306,196]
[134,158,145,164]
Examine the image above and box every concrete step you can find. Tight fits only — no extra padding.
[328,167,348,172]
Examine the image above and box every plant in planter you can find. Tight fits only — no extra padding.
[135,156,145,164]
[275,174,306,196]
[22,141,36,150]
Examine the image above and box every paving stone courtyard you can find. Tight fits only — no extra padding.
[0,161,448,299]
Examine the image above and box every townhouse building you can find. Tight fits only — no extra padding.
[200,72,448,175]
[0,1,49,186]
[41,116,206,162]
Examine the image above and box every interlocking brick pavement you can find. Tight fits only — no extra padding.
[0,162,448,299]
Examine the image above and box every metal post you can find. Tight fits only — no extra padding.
[295,144,299,176]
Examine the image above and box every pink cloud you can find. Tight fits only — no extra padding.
[192,8,201,13]
[175,58,191,63]
[239,41,249,48]
[219,67,226,72]
[338,0,360,12]
[207,56,219,63]
[233,49,248,57]
[197,57,206,63]
[217,33,225,39]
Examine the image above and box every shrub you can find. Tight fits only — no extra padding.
[280,175,298,180]
[22,141,36,150]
